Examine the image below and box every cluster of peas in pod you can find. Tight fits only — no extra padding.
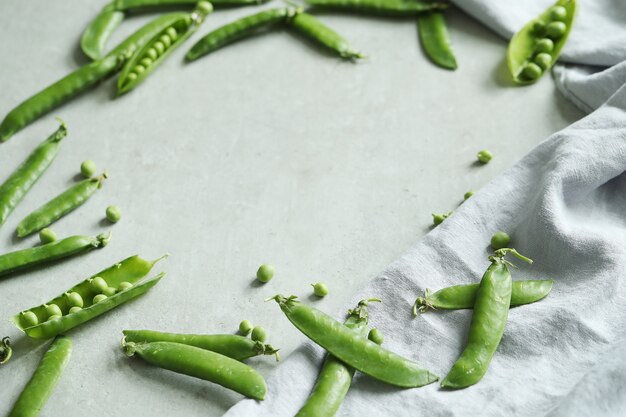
[522,6,570,81]
[124,26,180,84]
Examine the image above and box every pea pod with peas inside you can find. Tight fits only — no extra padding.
[269,294,438,388]
[13,254,166,340]
[17,173,108,238]
[507,0,576,85]
[0,337,12,365]
[304,0,448,17]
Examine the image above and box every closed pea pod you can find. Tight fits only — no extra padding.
[289,12,363,60]
[81,3,125,60]
[417,11,457,70]
[305,0,448,17]
[0,121,66,226]
[122,340,267,400]
[268,295,438,388]
[8,336,72,417]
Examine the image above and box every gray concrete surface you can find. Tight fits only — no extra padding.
[0,1,583,416]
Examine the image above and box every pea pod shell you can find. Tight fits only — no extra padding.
[115,0,266,10]
[123,341,267,400]
[8,336,72,417]
[81,4,125,60]
[417,11,457,70]
[0,233,110,278]
[289,12,363,60]
[17,175,107,238]
[305,0,448,17]
[271,295,437,388]
[0,121,67,226]
[507,0,576,85]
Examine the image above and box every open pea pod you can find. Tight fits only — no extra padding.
[507,0,576,85]
[13,254,166,340]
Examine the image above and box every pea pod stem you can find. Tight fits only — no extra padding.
[0,337,12,365]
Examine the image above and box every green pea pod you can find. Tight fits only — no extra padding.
[186,7,296,61]
[115,0,266,9]
[122,330,280,360]
[17,173,107,238]
[269,295,438,388]
[8,336,72,417]
[414,279,553,313]
[13,255,166,339]
[507,0,576,85]
[305,0,448,17]
[417,11,457,70]
[117,2,213,94]
[81,3,126,60]
[295,298,380,417]
[0,337,12,365]
[122,340,267,400]
[441,249,533,389]
[289,12,363,60]
[0,121,67,226]
[0,233,111,278]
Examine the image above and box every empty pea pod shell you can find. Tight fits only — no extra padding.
[289,12,363,60]
[417,11,457,70]
[0,233,110,278]
[304,0,448,17]
[13,254,166,339]
[269,295,437,388]
[122,330,280,360]
[122,340,267,400]
[507,0,576,85]
[81,3,125,60]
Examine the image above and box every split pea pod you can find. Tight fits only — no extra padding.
[289,12,363,60]
[122,330,280,360]
[0,233,110,278]
[81,3,125,60]
[305,0,448,17]
[0,337,12,365]
[269,295,437,388]
[414,279,553,314]
[122,340,267,400]
[8,336,72,417]
[17,173,107,238]
[441,249,533,389]
[13,254,166,339]
[295,298,380,417]
[0,121,67,226]
[186,8,297,61]
[417,11,457,70]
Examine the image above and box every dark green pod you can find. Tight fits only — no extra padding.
[0,337,12,365]
[81,3,125,60]
[417,11,457,70]
[305,0,448,17]
[289,12,363,60]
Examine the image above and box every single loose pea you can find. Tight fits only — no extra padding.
[106,205,121,223]
[549,6,567,21]
[546,21,567,39]
[522,63,543,80]
[103,287,117,297]
[45,304,62,317]
[535,38,554,54]
[69,306,82,314]
[491,231,511,250]
[118,282,133,291]
[477,150,493,164]
[89,277,108,293]
[47,314,62,321]
[432,212,451,226]
[534,53,552,70]
[39,228,57,244]
[160,34,172,48]
[311,282,329,297]
[256,264,275,283]
[464,191,474,200]
[93,294,108,304]
[154,41,165,55]
[21,311,39,327]
[134,64,146,74]
[166,27,178,40]
[64,292,84,308]
[368,328,384,345]
[140,58,153,67]
[80,160,97,178]
[251,326,267,342]
[239,320,253,336]
[146,48,158,60]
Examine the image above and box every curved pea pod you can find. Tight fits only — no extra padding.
[16,173,107,238]
[8,336,72,417]
[0,337,12,365]
[81,3,126,60]
[0,120,66,226]
[186,7,295,61]
[289,12,363,60]
[117,2,213,94]
[507,0,576,85]
[122,340,267,400]
[122,330,280,361]
[414,279,554,313]
[12,254,167,339]
[305,0,448,17]
[0,233,111,278]
[269,295,437,388]
[115,0,267,10]
[417,11,457,70]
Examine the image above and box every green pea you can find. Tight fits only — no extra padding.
[312,282,329,297]
[126,72,138,82]
[146,48,158,60]
[491,231,511,250]
[256,264,275,283]
[160,34,171,48]
[39,228,57,244]
[47,314,62,321]
[432,212,451,226]
[45,304,62,317]
[118,281,133,291]
[368,328,384,345]
[166,27,178,41]
[103,287,117,297]
[21,311,39,327]
[195,1,213,16]
[522,63,543,80]
[534,52,552,70]
[154,41,165,55]
[463,191,474,200]
[535,38,554,54]
[80,160,97,178]
[549,6,567,21]
[476,149,493,164]
[531,20,545,35]
[69,306,82,314]
[89,276,108,293]
[239,320,253,336]
[64,292,84,308]
[546,21,567,39]
[251,326,267,342]
[134,65,146,74]
[106,205,121,223]
[140,58,153,67]
[93,294,108,304]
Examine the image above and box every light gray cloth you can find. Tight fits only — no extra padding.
[225,1,626,416]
